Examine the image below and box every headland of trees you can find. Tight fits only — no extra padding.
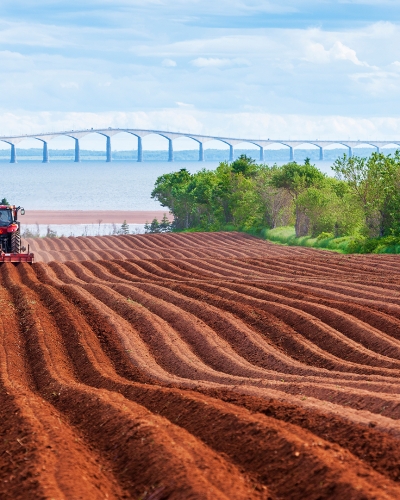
[150,152,400,254]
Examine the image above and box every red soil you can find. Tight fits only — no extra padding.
[3,232,400,498]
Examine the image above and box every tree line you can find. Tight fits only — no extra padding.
[150,152,400,243]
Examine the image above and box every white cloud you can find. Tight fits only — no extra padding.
[134,28,382,70]
[162,58,177,67]
[60,82,79,89]
[390,61,400,71]
[191,57,249,68]
[350,70,400,96]
[0,21,74,48]
[135,35,274,58]
[304,40,370,66]
[176,102,194,108]
[363,21,397,38]
[0,6,398,125]
[85,0,297,14]
[192,57,230,67]
[330,41,368,66]
[0,22,397,118]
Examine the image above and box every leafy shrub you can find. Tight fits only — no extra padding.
[46,226,58,238]
[316,232,334,241]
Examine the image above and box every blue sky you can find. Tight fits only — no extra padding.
[0,0,400,147]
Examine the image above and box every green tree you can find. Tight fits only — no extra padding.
[296,177,361,237]
[144,221,151,233]
[270,159,325,236]
[1,198,9,205]
[254,166,293,229]
[230,154,258,177]
[332,152,400,237]
[159,213,172,232]
[187,169,222,229]
[150,218,160,233]
[151,169,194,229]
[120,220,129,234]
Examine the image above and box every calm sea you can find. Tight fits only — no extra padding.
[1,160,336,211]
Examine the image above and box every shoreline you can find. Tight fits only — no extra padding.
[21,210,168,225]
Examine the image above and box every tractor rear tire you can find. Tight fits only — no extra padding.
[11,230,21,254]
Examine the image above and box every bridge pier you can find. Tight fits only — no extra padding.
[10,144,17,163]
[229,145,234,162]
[168,138,174,162]
[106,136,112,162]
[42,141,49,163]
[259,146,264,162]
[74,139,80,162]
[348,147,353,158]
[289,147,294,161]
[376,146,380,154]
[137,136,143,162]
[319,147,324,161]
[199,142,204,161]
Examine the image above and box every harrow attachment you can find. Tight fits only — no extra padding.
[0,251,34,264]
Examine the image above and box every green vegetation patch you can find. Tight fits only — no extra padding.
[261,227,354,253]
[261,227,400,254]
[148,152,400,254]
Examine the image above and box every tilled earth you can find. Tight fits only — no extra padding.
[2,232,400,499]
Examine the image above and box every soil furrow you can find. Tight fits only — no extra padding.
[5,263,260,500]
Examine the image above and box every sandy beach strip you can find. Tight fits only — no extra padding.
[21,210,169,225]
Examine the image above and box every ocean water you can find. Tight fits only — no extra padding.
[0,159,336,211]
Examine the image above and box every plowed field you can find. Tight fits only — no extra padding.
[3,232,400,499]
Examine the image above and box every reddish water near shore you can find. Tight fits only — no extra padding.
[22,210,167,224]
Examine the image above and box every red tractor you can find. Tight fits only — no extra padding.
[0,205,34,263]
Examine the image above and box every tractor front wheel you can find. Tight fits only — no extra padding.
[11,230,21,254]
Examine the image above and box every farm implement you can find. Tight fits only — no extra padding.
[0,204,34,263]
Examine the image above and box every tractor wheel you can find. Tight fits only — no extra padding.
[11,230,21,254]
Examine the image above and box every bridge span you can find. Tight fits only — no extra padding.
[1,128,399,163]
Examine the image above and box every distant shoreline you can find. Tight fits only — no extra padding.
[21,210,168,225]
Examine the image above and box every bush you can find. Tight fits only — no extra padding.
[262,226,353,253]
[316,232,334,241]
[21,227,40,238]
[46,226,58,238]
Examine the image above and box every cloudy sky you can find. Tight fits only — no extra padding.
[0,0,400,146]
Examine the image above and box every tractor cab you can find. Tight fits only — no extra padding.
[0,207,13,226]
[0,205,25,225]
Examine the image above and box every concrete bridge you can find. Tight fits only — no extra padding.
[1,128,399,163]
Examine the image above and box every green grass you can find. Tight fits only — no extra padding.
[259,227,351,253]
[259,226,400,254]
